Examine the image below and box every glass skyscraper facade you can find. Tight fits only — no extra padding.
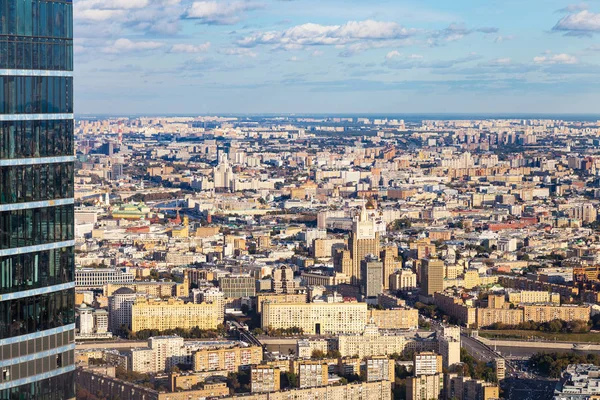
[0,1,75,399]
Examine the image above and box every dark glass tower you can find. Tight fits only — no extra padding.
[0,1,75,398]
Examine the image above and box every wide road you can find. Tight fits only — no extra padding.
[461,333,501,363]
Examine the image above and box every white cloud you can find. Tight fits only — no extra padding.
[238,20,419,49]
[533,53,578,64]
[386,50,402,60]
[553,10,600,35]
[185,1,261,24]
[74,0,185,36]
[488,58,512,65]
[494,35,516,43]
[556,3,589,13]
[103,38,165,54]
[219,48,258,57]
[170,43,211,53]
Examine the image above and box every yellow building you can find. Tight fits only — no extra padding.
[255,293,307,314]
[215,381,392,400]
[131,297,221,332]
[463,270,480,290]
[193,344,262,372]
[300,271,350,287]
[508,291,561,305]
[476,308,524,328]
[111,202,151,220]
[407,374,443,400]
[422,258,445,296]
[434,292,477,327]
[523,305,590,323]
[298,360,328,388]
[338,323,407,358]
[251,365,281,393]
[261,301,368,335]
[445,374,499,400]
[105,279,189,298]
[367,308,419,330]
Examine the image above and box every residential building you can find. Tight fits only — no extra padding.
[337,322,407,358]
[131,297,222,332]
[407,373,443,400]
[413,352,443,376]
[251,365,281,393]
[298,361,328,388]
[261,301,368,335]
[193,343,262,372]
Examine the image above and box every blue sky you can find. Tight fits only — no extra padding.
[74,0,600,115]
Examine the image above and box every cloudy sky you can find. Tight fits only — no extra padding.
[74,0,600,115]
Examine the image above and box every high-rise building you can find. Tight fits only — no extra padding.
[421,258,444,296]
[0,1,75,398]
[347,205,380,285]
[361,256,383,300]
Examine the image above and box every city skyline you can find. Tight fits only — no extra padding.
[74,0,600,115]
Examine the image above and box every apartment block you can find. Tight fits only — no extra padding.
[131,297,221,332]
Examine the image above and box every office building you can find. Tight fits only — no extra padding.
[390,269,418,292]
[0,1,75,397]
[272,265,297,294]
[219,275,256,298]
[378,247,400,291]
[421,259,444,296]
[335,205,380,286]
[75,267,135,289]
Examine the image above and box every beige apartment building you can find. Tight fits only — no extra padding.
[523,305,590,323]
[338,323,407,358]
[300,271,350,287]
[298,360,329,388]
[407,373,443,400]
[508,291,561,305]
[434,293,477,327]
[476,308,524,328]
[261,301,368,335]
[193,344,262,372]
[131,297,221,332]
[251,365,281,393]
[255,293,307,314]
[367,308,419,330]
[445,374,500,400]
[217,380,392,400]
[104,280,188,297]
